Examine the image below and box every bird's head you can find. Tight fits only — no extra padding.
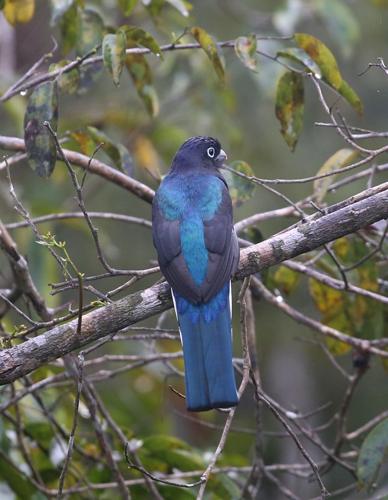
[171,136,227,172]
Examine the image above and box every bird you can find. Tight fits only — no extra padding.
[152,136,239,411]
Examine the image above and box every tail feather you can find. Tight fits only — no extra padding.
[173,283,238,412]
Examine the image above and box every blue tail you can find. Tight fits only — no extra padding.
[173,283,238,412]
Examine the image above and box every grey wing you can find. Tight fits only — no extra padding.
[152,197,202,304]
[201,185,240,302]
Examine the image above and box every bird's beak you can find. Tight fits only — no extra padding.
[215,149,227,167]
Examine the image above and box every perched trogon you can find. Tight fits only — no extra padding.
[152,136,239,411]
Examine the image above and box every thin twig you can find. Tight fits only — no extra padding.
[57,353,84,499]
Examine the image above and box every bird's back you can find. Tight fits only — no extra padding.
[153,170,238,304]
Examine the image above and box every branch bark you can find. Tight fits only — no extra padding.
[0,135,154,204]
[0,188,387,385]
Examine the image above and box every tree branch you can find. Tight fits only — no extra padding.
[0,135,154,204]
[0,37,290,103]
[0,188,387,385]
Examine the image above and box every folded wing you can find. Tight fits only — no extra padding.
[152,177,239,304]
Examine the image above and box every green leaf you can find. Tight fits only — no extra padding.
[103,31,127,86]
[191,26,225,82]
[76,8,104,93]
[313,148,359,203]
[294,32,342,89]
[143,434,190,453]
[143,0,190,19]
[314,0,360,58]
[165,0,190,17]
[3,94,25,133]
[234,35,257,71]
[49,60,80,94]
[86,126,134,175]
[163,449,204,470]
[138,84,159,117]
[126,46,159,116]
[24,81,58,177]
[58,1,80,55]
[0,455,36,498]
[118,0,137,15]
[223,160,256,207]
[273,265,300,295]
[338,79,363,115]
[209,473,241,499]
[0,0,5,9]
[142,435,204,471]
[275,70,304,151]
[143,0,164,18]
[277,47,322,78]
[357,418,388,491]
[4,0,35,25]
[50,0,72,23]
[24,421,54,449]
[122,26,162,56]
[241,227,264,245]
[75,8,103,54]
[157,485,196,500]
[0,418,10,452]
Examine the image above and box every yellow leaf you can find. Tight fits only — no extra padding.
[294,33,362,114]
[191,26,225,82]
[70,131,96,156]
[273,265,300,295]
[294,32,342,89]
[313,148,359,203]
[4,0,35,25]
[309,278,344,318]
[133,135,161,181]
[83,443,100,459]
[324,312,353,355]
[332,237,351,261]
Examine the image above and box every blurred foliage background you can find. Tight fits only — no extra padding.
[0,0,388,498]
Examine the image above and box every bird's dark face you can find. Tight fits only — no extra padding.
[171,136,227,172]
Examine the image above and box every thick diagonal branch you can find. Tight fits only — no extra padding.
[0,188,387,385]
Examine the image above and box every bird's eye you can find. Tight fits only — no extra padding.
[207,147,215,158]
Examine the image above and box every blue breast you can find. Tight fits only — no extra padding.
[157,174,222,286]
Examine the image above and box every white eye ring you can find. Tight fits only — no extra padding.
[207,146,215,158]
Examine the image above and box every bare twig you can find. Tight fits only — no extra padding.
[57,353,85,499]
[5,211,152,230]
